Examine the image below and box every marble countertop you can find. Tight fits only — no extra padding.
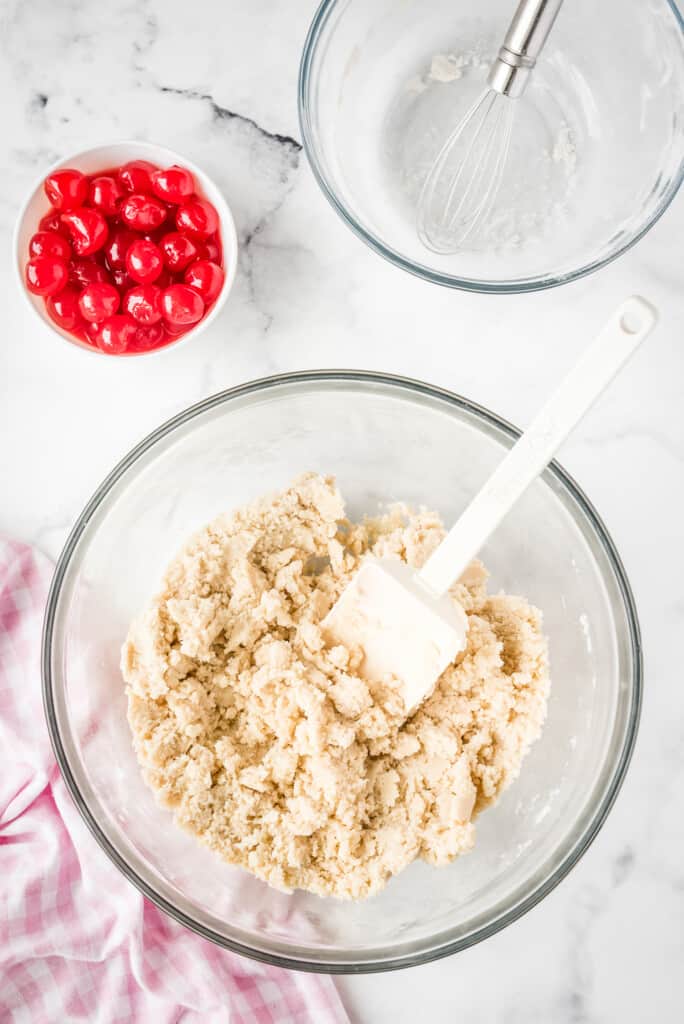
[1,1,682,1020]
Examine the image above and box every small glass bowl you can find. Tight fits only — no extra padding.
[43,372,641,972]
[299,0,684,292]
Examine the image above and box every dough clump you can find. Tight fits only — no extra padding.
[123,473,550,899]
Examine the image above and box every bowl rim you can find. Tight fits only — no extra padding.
[297,0,684,294]
[42,370,642,973]
[13,139,238,357]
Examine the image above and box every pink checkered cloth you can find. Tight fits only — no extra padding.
[0,539,349,1024]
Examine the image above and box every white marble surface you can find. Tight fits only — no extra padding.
[1,1,683,1020]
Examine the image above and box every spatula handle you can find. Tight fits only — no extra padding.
[418,296,658,597]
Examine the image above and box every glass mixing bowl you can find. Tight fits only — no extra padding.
[43,372,641,972]
[299,0,684,292]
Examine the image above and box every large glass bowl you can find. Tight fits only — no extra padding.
[43,372,641,972]
[299,0,684,292]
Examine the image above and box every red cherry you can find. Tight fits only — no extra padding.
[46,287,83,331]
[70,259,110,287]
[72,324,92,346]
[83,320,102,346]
[164,319,189,336]
[151,165,195,204]
[44,169,88,210]
[104,227,137,271]
[112,268,134,291]
[142,228,165,246]
[117,160,159,194]
[160,284,204,326]
[175,198,219,239]
[154,268,172,289]
[130,322,167,352]
[94,315,137,354]
[159,231,198,271]
[120,194,167,231]
[125,239,163,284]
[196,236,221,262]
[28,230,71,261]
[184,260,224,304]
[91,245,109,266]
[61,208,108,256]
[25,255,68,296]
[89,175,124,216]
[78,282,120,322]
[123,284,162,325]
[39,212,70,237]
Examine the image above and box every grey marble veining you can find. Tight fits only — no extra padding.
[1,1,683,1021]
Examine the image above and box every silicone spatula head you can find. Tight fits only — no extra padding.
[323,558,468,714]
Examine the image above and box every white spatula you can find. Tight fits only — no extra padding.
[324,296,658,714]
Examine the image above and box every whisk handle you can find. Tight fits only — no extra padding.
[488,0,564,97]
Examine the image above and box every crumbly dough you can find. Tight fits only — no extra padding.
[123,474,550,900]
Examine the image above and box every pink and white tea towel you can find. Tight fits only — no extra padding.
[0,539,349,1024]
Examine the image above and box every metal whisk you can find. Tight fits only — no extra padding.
[417,0,564,255]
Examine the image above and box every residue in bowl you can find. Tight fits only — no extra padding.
[384,44,581,253]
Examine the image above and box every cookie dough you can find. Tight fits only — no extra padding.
[122,474,550,900]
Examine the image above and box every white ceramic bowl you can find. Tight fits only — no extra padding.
[14,140,238,357]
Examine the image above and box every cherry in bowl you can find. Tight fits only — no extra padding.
[16,143,236,355]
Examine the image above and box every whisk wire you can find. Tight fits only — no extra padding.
[441,91,498,230]
[451,97,515,247]
[416,91,492,250]
[444,93,508,239]
[417,88,515,254]
[474,100,515,240]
